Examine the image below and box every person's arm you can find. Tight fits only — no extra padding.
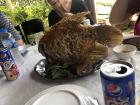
[109,0,132,25]
[6,18,24,46]
[0,12,24,46]
[84,0,97,23]
[50,0,71,17]
[14,34,24,46]
[16,39,24,46]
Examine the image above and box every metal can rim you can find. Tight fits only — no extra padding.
[100,60,134,78]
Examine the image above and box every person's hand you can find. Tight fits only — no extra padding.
[16,39,24,46]
[64,13,73,17]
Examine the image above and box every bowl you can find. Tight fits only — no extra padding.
[113,44,137,60]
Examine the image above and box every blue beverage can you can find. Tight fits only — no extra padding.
[0,48,19,80]
[100,60,135,105]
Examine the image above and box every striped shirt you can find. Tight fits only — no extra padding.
[0,11,21,40]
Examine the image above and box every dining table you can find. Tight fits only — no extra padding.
[0,45,140,105]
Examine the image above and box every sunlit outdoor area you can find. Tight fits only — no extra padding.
[0,0,140,105]
[0,0,137,37]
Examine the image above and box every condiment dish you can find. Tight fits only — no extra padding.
[113,44,137,60]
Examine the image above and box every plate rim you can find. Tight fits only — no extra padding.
[123,35,140,40]
[25,84,92,105]
[34,59,102,79]
[32,90,81,105]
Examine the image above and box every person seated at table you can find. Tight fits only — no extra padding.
[47,0,96,26]
[0,11,24,46]
[109,0,140,35]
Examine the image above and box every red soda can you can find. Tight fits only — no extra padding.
[0,48,19,80]
[100,60,135,105]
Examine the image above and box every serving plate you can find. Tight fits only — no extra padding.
[123,35,140,50]
[34,59,102,79]
[25,84,98,105]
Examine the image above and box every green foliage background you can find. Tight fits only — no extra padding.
[0,0,51,27]
[0,0,115,27]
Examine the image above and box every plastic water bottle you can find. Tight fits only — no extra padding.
[0,28,24,67]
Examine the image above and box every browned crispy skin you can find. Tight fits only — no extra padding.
[39,23,96,64]
[39,12,96,64]
[38,12,123,76]
[88,25,123,47]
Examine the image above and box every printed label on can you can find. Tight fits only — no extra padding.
[0,48,19,80]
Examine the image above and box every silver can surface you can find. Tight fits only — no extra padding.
[100,60,135,105]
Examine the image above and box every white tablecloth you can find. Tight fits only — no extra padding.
[0,46,140,105]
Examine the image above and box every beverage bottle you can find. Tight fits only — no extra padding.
[0,28,20,80]
[0,27,24,66]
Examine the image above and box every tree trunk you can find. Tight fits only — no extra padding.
[6,0,15,11]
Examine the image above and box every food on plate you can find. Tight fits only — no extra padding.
[38,12,123,78]
[123,37,140,49]
[91,25,123,47]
